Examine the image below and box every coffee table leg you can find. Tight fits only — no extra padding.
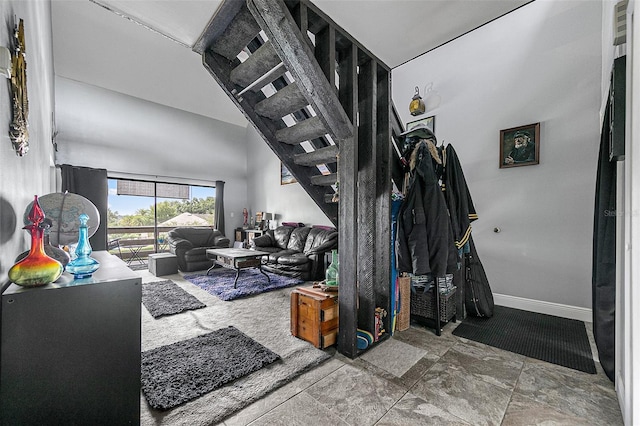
[258,265,271,283]
[206,263,217,276]
[233,268,241,289]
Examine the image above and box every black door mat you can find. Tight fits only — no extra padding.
[452,306,596,374]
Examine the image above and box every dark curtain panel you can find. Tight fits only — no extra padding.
[214,181,225,237]
[61,165,108,251]
[592,103,617,382]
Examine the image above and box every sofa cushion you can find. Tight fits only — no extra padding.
[262,262,310,277]
[273,226,295,249]
[277,252,310,266]
[303,227,338,255]
[287,227,311,252]
[252,233,275,248]
[255,246,281,254]
[267,249,298,263]
[184,247,208,261]
[171,227,220,247]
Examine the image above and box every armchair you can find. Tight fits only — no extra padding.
[166,227,230,272]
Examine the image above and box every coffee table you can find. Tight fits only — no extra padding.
[205,248,271,288]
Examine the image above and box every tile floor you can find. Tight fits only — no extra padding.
[221,317,623,426]
[137,265,621,426]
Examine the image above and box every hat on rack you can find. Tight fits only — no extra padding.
[398,123,437,143]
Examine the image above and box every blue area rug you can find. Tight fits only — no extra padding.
[183,268,303,301]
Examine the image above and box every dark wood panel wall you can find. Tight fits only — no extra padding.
[286,1,393,357]
[336,42,359,358]
[356,58,377,337]
[281,0,393,358]
[376,64,392,324]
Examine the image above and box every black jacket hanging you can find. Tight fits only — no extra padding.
[441,143,482,318]
[464,236,494,317]
[442,144,478,250]
[397,141,457,277]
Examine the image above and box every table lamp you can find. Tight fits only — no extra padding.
[264,213,273,230]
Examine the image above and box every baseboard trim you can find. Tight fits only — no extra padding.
[493,293,592,323]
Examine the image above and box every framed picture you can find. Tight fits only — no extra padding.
[406,115,435,134]
[255,211,264,229]
[500,123,540,168]
[280,162,297,185]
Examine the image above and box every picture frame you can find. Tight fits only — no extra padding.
[499,123,540,168]
[255,211,264,230]
[406,115,435,134]
[280,162,297,185]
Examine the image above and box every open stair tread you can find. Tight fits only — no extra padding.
[209,5,262,60]
[294,145,338,166]
[276,116,327,145]
[310,173,338,186]
[230,41,282,89]
[255,82,310,119]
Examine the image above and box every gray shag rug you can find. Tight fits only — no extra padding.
[129,262,148,271]
[140,274,332,425]
[142,280,205,318]
[141,326,281,410]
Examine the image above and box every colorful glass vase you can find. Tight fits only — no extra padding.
[325,249,339,287]
[14,219,71,269]
[8,195,63,287]
[66,214,100,279]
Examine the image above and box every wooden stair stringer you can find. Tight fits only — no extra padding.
[202,49,339,225]
[247,0,354,148]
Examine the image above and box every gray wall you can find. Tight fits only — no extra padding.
[245,125,333,228]
[54,77,249,239]
[0,1,57,278]
[392,0,601,309]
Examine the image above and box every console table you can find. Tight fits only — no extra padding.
[0,251,142,425]
[235,228,265,246]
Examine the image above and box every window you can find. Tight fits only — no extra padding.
[107,178,215,262]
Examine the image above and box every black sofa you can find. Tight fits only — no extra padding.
[251,225,338,280]
[166,227,230,272]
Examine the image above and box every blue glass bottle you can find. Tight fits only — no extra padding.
[66,214,100,279]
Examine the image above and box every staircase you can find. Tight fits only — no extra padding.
[194,0,404,358]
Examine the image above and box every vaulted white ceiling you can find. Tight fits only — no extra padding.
[51,0,530,127]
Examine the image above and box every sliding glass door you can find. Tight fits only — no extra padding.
[107,178,216,263]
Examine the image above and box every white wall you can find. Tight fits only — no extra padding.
[392,0,602,309]
[245,125,333,228]
[54,77,249,238]
[0,1,57,278]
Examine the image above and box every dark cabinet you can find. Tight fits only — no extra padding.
[0,251,142,425]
